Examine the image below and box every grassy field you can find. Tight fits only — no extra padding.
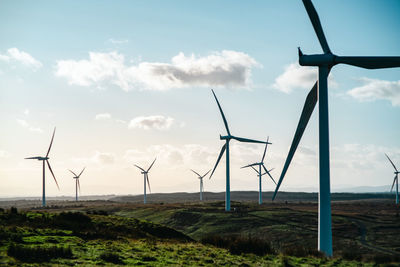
[0,193,400,266]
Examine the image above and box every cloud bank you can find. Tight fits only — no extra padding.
[128,115,174,130]
[95,113,112,120]
[273,62,336,93]
[347,77,400,106]
[16,119,43,133]
[55,50,259,91]
[0,48,42,70]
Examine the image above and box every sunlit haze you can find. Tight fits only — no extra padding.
[1,0,399,197]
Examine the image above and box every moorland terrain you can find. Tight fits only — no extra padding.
[0,191,399,266]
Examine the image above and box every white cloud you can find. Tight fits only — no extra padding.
[272,62,336,94]
[23,109,30,116]
[124,144,216,167]
[0,48,42,69]
[273,62,317,93]
[73,151,115,165]
[16,119,42,133]
[55,50,259,91]
[128,115,174,130]
[347,77,400,106]
[108,38,128,44]
[95,113,112,120]
[0,150,10,158]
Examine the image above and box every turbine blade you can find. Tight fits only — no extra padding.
[46,127,56,157]
[302,0,331,54]
[211,89,231,136]
[134,164,146,172]
[262,164,276,185]
[69,170,78,177]
[201,169,211,178]
[385,153,399,172]
[46,160,60,190]
[77,178,81,192]
[147,158,157,172]
[25,156,40,159]
[261,137,269,162]
[335,56,400,69]
[391,177,396,192]
[250,165,260,174]
[78,167,86,177]
[191,169,202,177]
[146,173,151,193]
[232,136,267,144]
[209,143,227,179]
[272,82,318,200]
[241,163,259,169]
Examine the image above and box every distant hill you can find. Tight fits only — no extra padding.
[110,191,395,203]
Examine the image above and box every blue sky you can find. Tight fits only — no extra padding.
[0,0,399,197]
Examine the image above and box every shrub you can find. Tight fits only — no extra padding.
[99,251,125,265]
[201,234,274,256]
[7,243,72,262]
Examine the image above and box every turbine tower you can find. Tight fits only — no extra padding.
[134,158,156,204]
[209,89,270,211]
[69,167,86,202]
[385,154,399,205]
[272,0,400,257]
[191,169,211,201]
[25,127,59,207]
[241,138,276,204]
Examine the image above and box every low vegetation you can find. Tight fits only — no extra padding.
[0,199,399,266]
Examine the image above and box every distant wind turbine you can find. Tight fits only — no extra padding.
[134,158,156,204]
[241,138,276,204]
[272,0,400,256]
[69,167,86,202]
[191,169,211,201]
[209,89,270,211]
[385,154,399,205]
[25,127,59,207]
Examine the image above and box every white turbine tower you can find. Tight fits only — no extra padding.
[273,0,400,257]
[134,158,156,204]
[25,127,59,207]
[69,167,86,202]
[241,138,276,204]
[209,89,270,211]
[385,154,399,205]
[191,169,211,201]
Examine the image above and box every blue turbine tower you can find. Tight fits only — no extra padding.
[25,127,59,207]
[209,89,270,211]
[273,0,400,257]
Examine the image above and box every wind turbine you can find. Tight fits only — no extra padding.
[209,89,270,211]
[134,158,156,204]
[241,138,276,204]
[191,169,211,201]
[25,127,59,207]
[69,167,86,202]
[272,0,400,256]
[385,154,399,205]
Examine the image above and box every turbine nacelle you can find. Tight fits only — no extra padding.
[220,134,231,140]
[298,49,336,67]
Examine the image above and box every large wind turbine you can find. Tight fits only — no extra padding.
[241,138,276,204]
[272,0,400,256]
[134,158,156,204]
[69,167,86,202]
[385,154,399,205]
[25,127,59,207]
[191,169,210,201]
[209,89,270,211]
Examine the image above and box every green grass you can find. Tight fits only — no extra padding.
[0,202,399,266]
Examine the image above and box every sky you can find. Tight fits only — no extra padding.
[0,0,399,197]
